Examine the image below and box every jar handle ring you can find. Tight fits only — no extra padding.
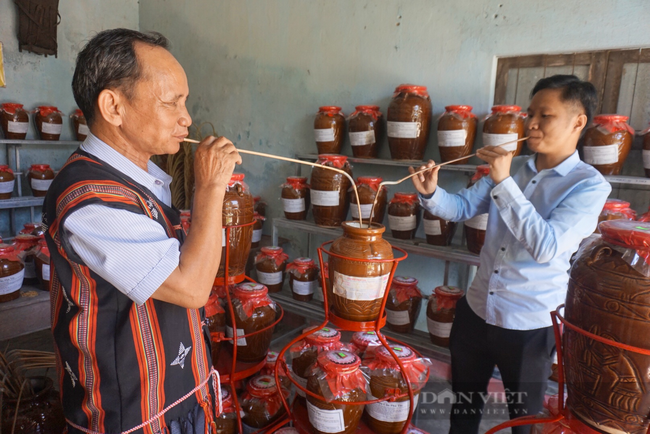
[586,245,613,266]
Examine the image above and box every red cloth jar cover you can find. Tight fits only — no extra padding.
[232,282,275,318]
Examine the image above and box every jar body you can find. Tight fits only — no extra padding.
[35,109,63,141]
[583,125,633,176]
[0,376,66,434]
[218,183,254,281]
[0,258,25,303]
[483,112,525,156]
[328,222,393,322]
[226,300,276,362]
[306,376,365,434]
[71,113,89,141]
[387,201,420,240]
[385,289,422,333]
[35,255,50,291]
[314,109,345,154]
[255,256,287,293]
[350,185,387,225]
[28,166,55,197]
[289,266,318,302]
[0,167,15,200]
[464,172,488,254]
[644,133,650,178]
[366,373,420,434]
[1,105,29,140]
[387,90,432,160]
[565,239,650,433]
[423,211,456,246]
[348,111,380,158]
[311,162,353,228]
[251,217,263,248]
[214,412,236,434]
[241,393,286,430]
[426,293,459,347]
[437,109,477,164]
[281,182,310,220]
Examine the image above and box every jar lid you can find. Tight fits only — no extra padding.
[228,173,245,185]
[23,223,37,231]
[317,154,348,167]
[393,276,418,286]
[306,327,341,346]
[293,257,315,266]
[317,350,361,374]
[318,106,342,113]
[247,375,278,397]
[434,285,464,297]
[30,164,51,171]
[36,106,60,116]
[405,426,429,434]
[0,165,13,173]
[0,243,19,261]
[234,282,268,298]
[594,114,629,124]
[352,331,381,345]
[14,233,39,246]
[1,103,24,114]
[220,387,234,412]
[286,176,308,187]
[391,192,418,203]
[357,176,383,186]
[266,350,279,364]
[376,345,417,364]
[445,105,473,112]
[491,105,521,113]
[603,198,631,211]
[260,246,284,256]
[475,164,491,177]
[395,84,429,97]
[73,108,84,118]
[355,105,381,112]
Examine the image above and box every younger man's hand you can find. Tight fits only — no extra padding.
[477,146,513,185]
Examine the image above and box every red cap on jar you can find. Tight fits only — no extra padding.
[228,173,245,186]
[351,331,381,349]
[30,164,51,172]
[36,106,59,116]
[219,387,235,414]
[73,109,84,118]
[285,176,308,188]
[180,210,191,217]
[394,84,429,98]
[256,246,288,267]
[265,350,279,367]
[0,165,14,174]
[375,345,417,364]
[600,221,650,266]
[0,243,20,261]
[433,286,464,310]
[352,105,382,120]
[274,428,300,434]
[357,176,383,186]
[594,114,629,124]
[306,327,341,346]
[234,282,268,298]
[36,239,50,257]
[603,199,631,211]
[1,103,24,114]
[446,105,473,112]
[260,246,283,256]
[247,375,278,397]
[286,257,317,275]
[317,154,348,168]
[592,114,635,135]
[204,292,224,317]
[367,345,432,388]
[491,105,521,113]
[391,276,423,304]
[318,106,343,116]
[391,192,418,204]
[317,350,361,374]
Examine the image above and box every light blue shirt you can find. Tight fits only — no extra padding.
[63,133,180,305]
[420,151,611,330]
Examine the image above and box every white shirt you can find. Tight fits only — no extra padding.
[63,133,180,305]
[420,152,611,330]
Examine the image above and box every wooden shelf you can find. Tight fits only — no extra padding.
[0,286,50,341]
[0,139,82,146]
[0,196,44,209]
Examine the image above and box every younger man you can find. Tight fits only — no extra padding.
[411,75,611,434]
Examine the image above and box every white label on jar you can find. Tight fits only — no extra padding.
[351,203,374,219]
[31,178,53,192]
[643,150,650,169]
[366,393,419,422]
[388,215,417,231]
[387,121,419,138]
[294,373,308,397]
[386,309,411,326]
[293,279,316,295]
[282,197,305,213]
[349,130,376,146]
[252,229,262,243]
[42,264,51,281]
[424,219,442,236]
[583,144,619,165]
[307,400,345,433]
[77,123,89,136]
[0,180,15,194]
[24,261,36,279]
[332,271,390,301]
[225,325,247,346]
[7,121,29,134]
[0,269,24,295]
[257,270,283,285]
[314,128,335,142]
[482,133,519,151]
[437,129,467,147]
[311,190,340,207]
[465,213,488,230]
[41,123,62,135]
[427,317,453,338]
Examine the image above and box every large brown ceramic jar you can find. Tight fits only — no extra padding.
[387,193,420,240]
[437,105,477,164]
[427,286,463,347]
[28,164,55,197]
[350,176,387,225]
[0,103,29,139]
[290,327,343,398]
[350,331,382,358]
[423,211,456,246]
[464,165,490,254]
[226,282,277,362]
[565,220,650,433]
[0,244,25,303]
[0,376,66,434]
[205,292,225,365]
[328,222,394,322]
[217,173,254,284]
[287,257,319,301]
[306,350,367,434]
[254,246,288,293]
[348,105,382,158]
[363,345,431,434]
[314,106,345,154]
[0,165,15,199]
[34,106,63,141]
[70,109,89,141]
[387,85,432,161]
[482,105,525,156]
[385,276,423,333]
[643,127,650,178]
[214,387,236,434]
[281,176,310,220]
[34,239,51,291]
[582,114,634,176]
[311,154,353,227]
[241,375,289,432]
[251,212,265,248]
[595,199,635,233]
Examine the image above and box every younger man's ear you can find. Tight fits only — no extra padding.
[575,113,588,132]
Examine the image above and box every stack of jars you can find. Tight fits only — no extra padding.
[0,104,89,141]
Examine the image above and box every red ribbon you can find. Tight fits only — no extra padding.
[390,193,418,204]
[592,116,635,135]
[391,280,423,305]
[350,105,381,121]
[318,106,345,118]
[363,348,431,390]
[36,106,61,117]
[317,155,348,169]
[286,258,318,275]
[432,286,463,311]
[204,292,224,317]
[316,351,367,400]
[442,105,477,120]
[392,84,429,99]
[282,177,309,190]
[234,285,275,318]
[255,248,288,267]
[0,244,21,262]
[356,177,384,193]
[1,103,25,115]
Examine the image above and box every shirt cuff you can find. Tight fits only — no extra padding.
[490,176,525,211]
[127,242,180,305]
[418,188,445,209]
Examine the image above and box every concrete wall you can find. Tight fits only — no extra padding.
[0,0,139,234]
[139,0,650,332]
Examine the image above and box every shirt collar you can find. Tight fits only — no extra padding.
[80,132,172,190]
[526,150,580,176]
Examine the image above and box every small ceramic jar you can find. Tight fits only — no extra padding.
[482,105,526,156]
[427,286,464,347]
[0,165,15,199]
[241,375,289,432]
[582,114,634,176]
[251,212,265,248]
[348,105,383,158]
[287,257,319,301]
[314,106,346,154]
[281,176,310,220]
[0,103,29,140]
[387,193,420,239]
[28,164,55,197]
[254,246,288,293]
[70,109,89,141]
[0,244,25,303]
[34,106,63,141]
[423,211,456,246]
[437,105,477,164]
[350,176,387,225]
[385,276,423,333]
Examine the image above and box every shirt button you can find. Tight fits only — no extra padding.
[493,195,499,200]
[494,270,499,274]
[489,291,495,295]
[532,180,537,184]
[155,180,163,186]
[501,247,506,251]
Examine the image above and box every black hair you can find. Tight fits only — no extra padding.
[531,75,598,126]
[72,28,169,125]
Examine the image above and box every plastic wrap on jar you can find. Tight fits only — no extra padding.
[592,220,650,277]
[307,350,368,402]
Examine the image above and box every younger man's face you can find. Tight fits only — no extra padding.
[525,88,586,155]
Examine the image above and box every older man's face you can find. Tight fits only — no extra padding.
[120,42,191,157]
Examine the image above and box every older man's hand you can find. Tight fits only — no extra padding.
[194,136,242,190]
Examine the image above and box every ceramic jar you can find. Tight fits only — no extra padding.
[287,257,319,301]
[350,176,387,225]
[70,109,89,141]
[281,176,310,220]
[251,212,265,248]
[348,105,383,158]
[423,211,456,246]
[28,164,55,197]
[437,105,477,164]
[387,193,420,240]
[34,239,51,291]
[387,85,432,161]
[311,154,353,227]
[241,375,289,432]
[482,105,526,156]
[385,276,423,333]
[214,387,236,434]
[464,165,490,254]
[582,114,634,176]
[427,286,463,347]
[0,244,25,303]
[34,106,63,141]
[254,246,288,293]
[0,376,66,434]
[596,199,635,233]
[0,165,15,199]
[314,106,346,154]
[0,103,29,139]
[290,327,343,399]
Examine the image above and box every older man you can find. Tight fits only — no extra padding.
[43,28,240,433]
